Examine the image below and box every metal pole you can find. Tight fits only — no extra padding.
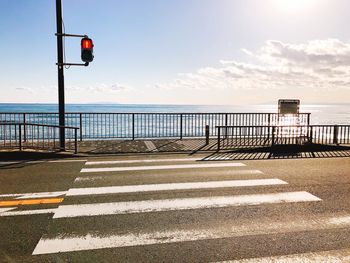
[225,113,228,139]
[19,124,22,151]
[333,125,339,145]
[79,113,83,141]
[205,125,210,145]
[217,127,221,151]
[309,125,313,144]
[180,114,183,140]
[132,114,135,140]
[74,128,78,154]
[23,113,27,142]
[56,0,65,151]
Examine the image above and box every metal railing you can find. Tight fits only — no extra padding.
[310,125,350,145]
[216,125,350,150]
[0,112,311,140]
[0,122,79,153]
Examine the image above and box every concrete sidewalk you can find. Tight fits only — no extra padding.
[1,138,350,161]
[76,139,350,160]
[77,138,218,154]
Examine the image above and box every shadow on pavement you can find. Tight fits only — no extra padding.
[0,151,76,169]
[78,139,218,154]
[204,144,350,161]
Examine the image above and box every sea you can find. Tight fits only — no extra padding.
[0,103,349,125]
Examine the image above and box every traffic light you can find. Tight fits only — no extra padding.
[81,37,94,63]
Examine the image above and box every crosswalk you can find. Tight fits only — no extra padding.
[20,156,348,261]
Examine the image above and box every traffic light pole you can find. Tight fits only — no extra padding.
[56,0,65,151]
[55,0,93,151]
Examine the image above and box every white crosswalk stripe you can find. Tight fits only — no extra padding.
[85,157,202,165]
[33,212,350,255]
[1,208,57,217]
[80,162,246,173]
[0,207,17,213]
[75,169,263,182]
[53,191,320,218]
[0,191,66,199]
[68,178,284,196]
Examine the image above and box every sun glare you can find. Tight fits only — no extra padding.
[274,0,316,11]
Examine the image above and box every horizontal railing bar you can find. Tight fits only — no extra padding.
[0,122,79,130]
[216,125,310,128]
[0,112,311,115]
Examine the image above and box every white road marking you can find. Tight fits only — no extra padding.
[16,192,67,199]
[0,208,56,217]
[48,159,87,163]
[144,141,158,152]
[80,162,246,173]
[85,157,202,165]
[68,178,280,196]
[74,176,105,182]
[35,211,350,255]
[0,161,19,165]
[32,229,223,255]
[0,191,66,199]
[0,159,86,165]
[216,248,350,262]
[54,191,319,218]
[74,169,263,182]
[328,216,350,226]
[0,207,16,213]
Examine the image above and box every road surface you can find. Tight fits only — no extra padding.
[0,153,350,262]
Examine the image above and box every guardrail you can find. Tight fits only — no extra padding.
[0,112,311,140]
[0,122,79,153]
[310,125,350,145]
[216,125,350,150]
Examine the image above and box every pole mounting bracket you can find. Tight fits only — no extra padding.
[56,62,89,67]
[55,33,88,38]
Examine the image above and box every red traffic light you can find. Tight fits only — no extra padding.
[81,37,94,63]
[81,37,93,49]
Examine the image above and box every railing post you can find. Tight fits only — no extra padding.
[307,113,311,127]
[309,126,313,144]
[267,114,271,139]
[205,125,210,145]
[180,114,183,140]
[225,113,228,139]
[132,114,135,140]
[333,125,339,145]
[23,113,27,142]
[74,128,78,154]
[79,113,83,141]
[217,127,221,151]
[271,126,275,146]
[19,124,22,151]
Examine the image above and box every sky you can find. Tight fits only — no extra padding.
[1,0,350,105]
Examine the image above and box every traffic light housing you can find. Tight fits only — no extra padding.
[81,37,94,63]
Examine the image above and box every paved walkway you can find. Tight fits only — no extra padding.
[78,138,218,154]
[76,139,350,160]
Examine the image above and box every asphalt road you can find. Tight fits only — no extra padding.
[0,153,350,262]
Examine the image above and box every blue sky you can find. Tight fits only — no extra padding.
[1,0,350,104]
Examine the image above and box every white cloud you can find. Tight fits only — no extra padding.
[15,87,34,93]
[156,39,350,92]
[68,83,131,93]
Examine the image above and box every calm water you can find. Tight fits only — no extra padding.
[0,103,349,125]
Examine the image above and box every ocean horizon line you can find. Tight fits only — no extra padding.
[1,102,350,106]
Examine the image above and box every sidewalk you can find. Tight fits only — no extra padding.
[1,139,349,161]
[77,138,218,154]
[76,139,350,160]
